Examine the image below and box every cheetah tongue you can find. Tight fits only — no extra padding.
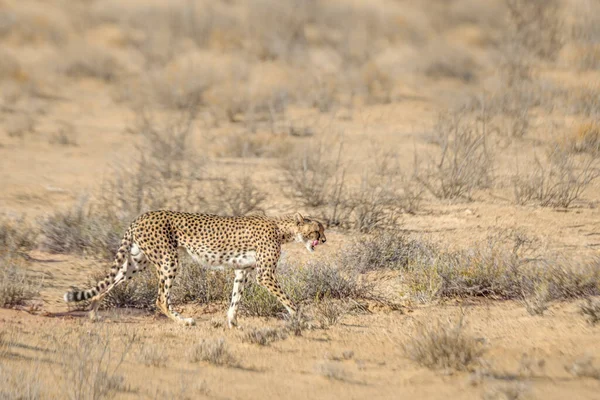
[312,240,319,247]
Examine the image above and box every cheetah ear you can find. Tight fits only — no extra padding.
[294,212,304,225]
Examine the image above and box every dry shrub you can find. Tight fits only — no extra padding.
[422,41,478,83]
[172,257,230,305]
[281,139,342,207]
[0,217,40,307]
[512,147,599,208]
[565,121,600,155]
[315,362,349,381]
[40,109,206,261]
[241,259,378,318]
[416,108,494,200]
[339,230,417,273]
[315,299,347,329]
[86,268,157,311]
[567,86,600,118]
[483,382,530,400]
[503,0,564,62]
[240,281,288,318]
[284,309,312,336]
[58,43,123,83]
[0,3,70,45]
[137,343,168,367]
[566,356,600,380]
[246,0,313,62]
[403,316,486,371]
[402,232,600,303]
[0,258,40,308]
[149,60,214,110]
[0,362,42,400]
[336,154,407,232]
[216,131,293,158]
[579,297,600,325]
[283,141,419,232]
[242,327,287,346]
[569,0,600,70]
[207,175,267,216]
[187,338,237,367]
[522,283,550,316]
[0,216,36,256]
[54,328,136,400]
[39,198,125,260]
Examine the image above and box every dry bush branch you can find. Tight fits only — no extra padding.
[416,108,494,200]
[404,315,486,372]
[512,147,599,208]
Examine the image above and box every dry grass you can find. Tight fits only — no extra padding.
[281,139,342,208]
[39,198,125,260]
[339,230,416,273]
[207,175,267,216]
[512,146,599,208]
[0,362,42,400]
[187,338,237,367]
[404,316,486,372]
[242,327,288,346]
[579,297,600,325]
[566,356,600,380]
[137,343,168,368]
[58,43,123,83]
[483,382,530,400]
[565,122,600,155]
[522,284,550,316]
[0,257,40,308]
[53,327,136,400]
[0,217,40,307]
[0,216,36,255]
[172,257,230,305]
[315,299,347,329]
[416,107,494,200]
[315,361,350,381]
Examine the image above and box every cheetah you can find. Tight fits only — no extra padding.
[63,210,326,327]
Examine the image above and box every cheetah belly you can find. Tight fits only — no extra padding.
[185,248,257,270]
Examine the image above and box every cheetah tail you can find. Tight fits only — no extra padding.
[63,228,134,303]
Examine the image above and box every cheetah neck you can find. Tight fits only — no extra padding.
[272,215,301,244]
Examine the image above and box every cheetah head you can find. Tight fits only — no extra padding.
[294,212,326,253]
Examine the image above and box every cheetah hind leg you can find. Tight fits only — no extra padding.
[155,257,196,327]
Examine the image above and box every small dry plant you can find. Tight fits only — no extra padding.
[137,343,169,367]
[242,327,288,346]
[0,218,40,307]
[54,327,136,400]
[208,174,267,216]
[281,139,343,208]
[403,315,486,372]
[483,382,530,400]
[579,297,600,325]
[187,338,237,367]
[566,356,600,380]
[316,299,347,329]
[315,362,349,381]
[416,107,494,200]
[512,146,599,208]
[522,283,550,316]
[0,362,42,400]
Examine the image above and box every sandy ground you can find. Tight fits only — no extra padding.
[1,0,600,399]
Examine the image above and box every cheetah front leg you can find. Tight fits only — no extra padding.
[256,267,297,316]
[227,269,248,328]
